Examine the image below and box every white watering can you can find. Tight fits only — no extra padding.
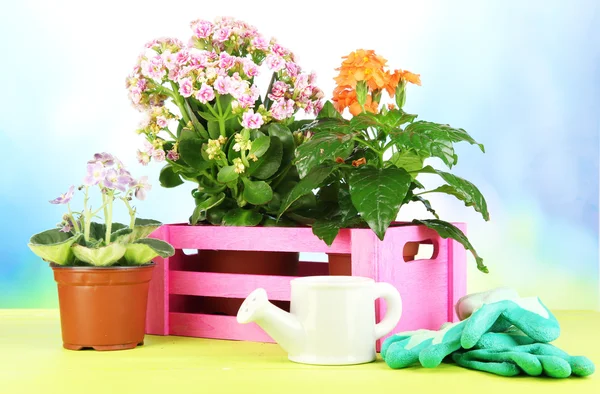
[237,276,402,365]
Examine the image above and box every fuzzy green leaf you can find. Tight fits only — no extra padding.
[28,229,80,265]
[413,219,487,273]
[124,238,175,265]
[348,167,412,240]
[72,243,126,267]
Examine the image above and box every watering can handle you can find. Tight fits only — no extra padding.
[373,282,403,340]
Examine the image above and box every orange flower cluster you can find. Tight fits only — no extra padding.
[331,49,421,116]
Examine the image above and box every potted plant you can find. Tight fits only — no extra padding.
[27,152,175,350]
[278,49,490,274]
[125,17,324,283]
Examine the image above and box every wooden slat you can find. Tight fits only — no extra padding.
[169,313,275,343]
[166,224,351,253]
[170,271,295,301]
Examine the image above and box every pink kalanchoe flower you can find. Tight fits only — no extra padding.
[271,43,289,57]
[191,20,214,39]
[136,150,151,166]
[167,149,180,161]
[241,110,264,129]
[137,78,147,91]
[189,49,209,67]
[237,94,255,109]
[265,54,285,71]
[242,59,260,77]
[251,36,269,51]
[285,62,299,77]
[176,49,190,66]
[219,53,236,70]
[213,27,231,43]
[83,162,107,186]
[195,84,215,104]
[179,77,194,98]
[214,75,230,95]
[162,51,178,70]
[270,98,296,120]
[268,81,289,100]
[168,67,180,81]
[49,185,75,205]
[152,149,166,163]
[156,116,168,128]
[134,176,152,200]
[295,73,310,92]
[129,87,142,104]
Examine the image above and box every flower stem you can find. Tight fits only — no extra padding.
[263,72,277,110]
[122,197,136,229]
[215,96,227,138]
[170,82,191,125]
[67,203,81,234]
[104,191,114,245]
[83,187,91,242]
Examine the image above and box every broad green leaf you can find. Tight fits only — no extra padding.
[419,166,489,221]
[217,166,239,183]
[159,164,185,188]
[316,101,343,119]
[393,121,484,168]
[413,219,488,273]
[348,167,412,240]
[72,243,126,267]
[87,222,106,242]
[28,229,80,265]
[196,111,219,122]
[247,137,283,179]
[110,228,133,243]
[381,109,418,127]
[184,99,209,139]
[287,119,314,132]
[288,193,316,212]
[192,193,225,225]
[112,218,162,244]
[249,135,271,158]
[207,121,220,139]
[124,238,175,265]
[267,124,295,165]
[111,222,128,232]
[278,165,335,217]
[179,138,211,171]
[389,150,424,173]
[412,196,439,219]
[294,132,354,178]
[242,178,273,205]
[312,218,342,246]
[349,113,389,133]
[222,208,263,226]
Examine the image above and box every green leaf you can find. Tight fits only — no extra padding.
[312,219,342,246]
[247,137,283,179]
[179,138,211,171]
[222,208,263,226]
[267,124,295,165]
[124,238,175,265]
[159,165,185,188]
[242,178,273,205]
[348,167,412,240]
[278,165,335,217]
[294,132,354,178]
[184,99,209,139]
[419,166,489,221]
[72,243,127,267]
[317,101,343,119]
[349,113,389,132]
[413,219,488,273]
[28,229,80,265]
[249,135,271,158]
[192,193,226,225]
[381,109,418,127]
[217,166,239,183]
[114,218,162,244]
[393,121,484,168]
[389,150,424,173]
[207,120,220,139]
[196,111,219,122]
[110,228,133,243]
[412,195,439,219]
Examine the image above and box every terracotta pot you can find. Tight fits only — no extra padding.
[195,250,299,315]
[51,263,155,351]
[328,242,420,276]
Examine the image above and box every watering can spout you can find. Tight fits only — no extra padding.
[237,288,305,355]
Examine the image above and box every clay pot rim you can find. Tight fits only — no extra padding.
[49,262,155,270]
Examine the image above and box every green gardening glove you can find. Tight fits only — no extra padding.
[381,289,560,369]
[453,331,595,378]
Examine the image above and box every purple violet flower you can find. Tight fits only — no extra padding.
[83,162,107,186]
[49,186,75,205]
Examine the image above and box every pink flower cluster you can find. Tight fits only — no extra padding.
[126,16,324,154]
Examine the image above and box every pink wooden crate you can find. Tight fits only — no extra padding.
[146,223,467,351]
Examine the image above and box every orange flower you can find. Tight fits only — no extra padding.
[334,49,389,91]
[335,157,345,164]
[333,85,380,116]
[384,69,402,97]
[348,94,379,116]
[352,157,367,167]
[400,70,421,86]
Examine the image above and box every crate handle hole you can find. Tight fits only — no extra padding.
[404,240,438,262]
[182,249,198,255]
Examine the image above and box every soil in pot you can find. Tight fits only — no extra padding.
[52,263,155,351]
[327,242,421,276]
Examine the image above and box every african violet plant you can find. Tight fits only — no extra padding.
[126,16,324,226]
[278,49,490,272]
[28,153,175,267]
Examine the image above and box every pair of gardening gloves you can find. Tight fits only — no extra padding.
[381,287,595,378]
